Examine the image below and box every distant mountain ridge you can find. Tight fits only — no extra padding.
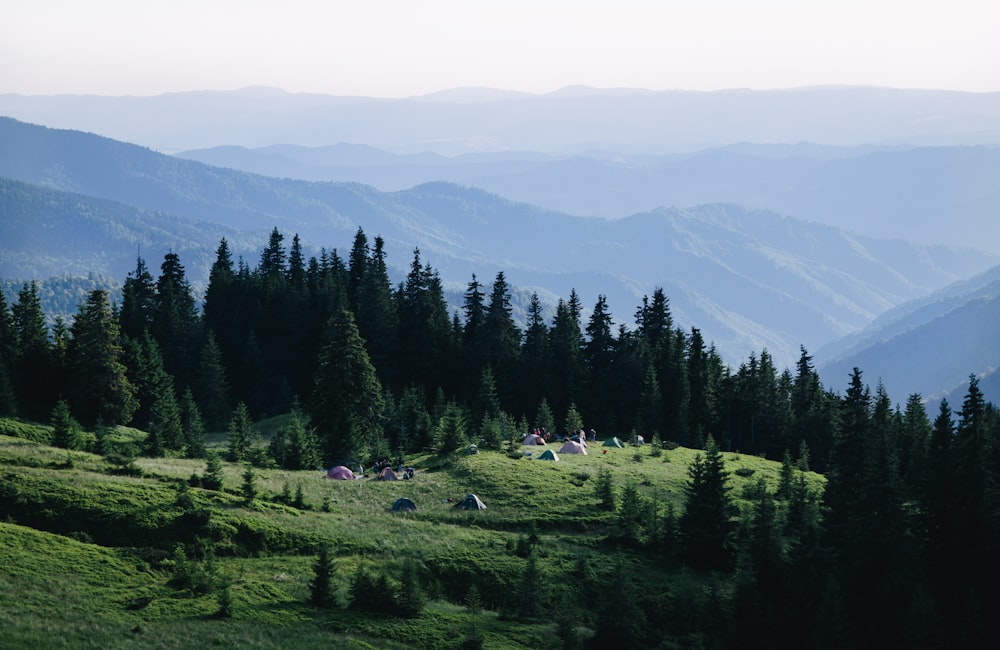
[817,265,1000,405]
[3,86,999,154]
[174,141,1000,254]
[1,116,996,374]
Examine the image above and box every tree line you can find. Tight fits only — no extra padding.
[1,224,999,646]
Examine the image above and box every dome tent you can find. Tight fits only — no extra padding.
[558,440,588,455]
[392,498,417,512]
[524,433,546,445]
[454,493,487,510]
[537,449,559,461]
[603,437,625,448]
[326,466,355,480]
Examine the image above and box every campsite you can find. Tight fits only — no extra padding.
[0,417,821,649]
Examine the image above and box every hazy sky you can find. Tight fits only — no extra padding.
[3,0,998,97]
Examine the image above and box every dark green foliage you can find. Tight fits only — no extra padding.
[241,464,257,506]
[681,435,735,571]
[349,565,398,615]
[179,387,206,458]
[226,401,254,462]
[308,545,335,608]
[435,402,467,455]
[397,557,427,618]
[50,399,82,450]
[595,467,615,511]
[309,308,384,464]
[193,331,231,432]
[67,289,137,426]
[202,451,224,491]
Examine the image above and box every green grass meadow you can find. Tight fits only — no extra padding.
[0,420,823,648]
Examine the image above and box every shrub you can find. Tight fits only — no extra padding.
[734,467,756,477]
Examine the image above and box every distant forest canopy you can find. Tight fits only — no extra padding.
[0,225,995,472]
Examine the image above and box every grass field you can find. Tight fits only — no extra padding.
[0,419,824,648]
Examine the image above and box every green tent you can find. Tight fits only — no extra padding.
[537,449,559,461]
[603,437,624,448]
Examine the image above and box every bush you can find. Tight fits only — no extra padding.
[734,467,756,477]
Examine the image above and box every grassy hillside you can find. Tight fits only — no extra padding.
[0,419,824,648]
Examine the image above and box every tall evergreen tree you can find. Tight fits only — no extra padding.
[483,271,520,409]
[310,308,385,464]
[354,236,397,383]
[0,287,17,416]
[193,331,232,431]
[346,227,369,315]
[434,402,467,455]
[583,294,615,432]
[179,387,207,458]
[147,384,183,456]
[227,401,254,462]
[50,398,82,450]
[118,254,157,341]
[125,330,172,430]
[12,281,53,420]
[152,252,200,389]
[680,435,735,571]
[67,289,137,426]
[546,297,584,425]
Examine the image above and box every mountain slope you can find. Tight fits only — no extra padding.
[175,142,1000,253]
[817,268,1000,404]
[2,117,996,369]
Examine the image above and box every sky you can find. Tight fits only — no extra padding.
[2,0,999,97]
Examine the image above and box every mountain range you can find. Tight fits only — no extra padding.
[2,115,997,391]
[174,142,1000,254]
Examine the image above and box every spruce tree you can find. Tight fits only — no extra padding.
[0,288,18,416]
[226,401,254,462]
[179,387,207,458]
[680,435,735,571]
[434,402,466,455]
[193,331,232,431]
[67,289,137,426]
[118,254,156,341]
[309,545,336,607]
[12,281,54,420]
[147,385,183,456]
[310,308,384,464]
[50,399,82,450]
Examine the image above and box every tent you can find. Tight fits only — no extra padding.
[603,437,625,448]
[326,465,355,480]
[455,493,487,510]
[559,440,588,455]
[467,444,479,455]
[378,466,399,481]
[537,449,559,461]
[523,433,546,445]
[391,498,417,512]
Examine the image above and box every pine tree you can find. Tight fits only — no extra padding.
[12,281,53,420]
[471,366,500,435]
[68,289,138,426]
[118,254,157,341]
[179,388,207,458]
[534,397,555,435]
[309,545,336,607]
[310,308,385,464]
[152,252,200,389]
[241,464,257,506]
[397,557,426,618]
[354,236,397,383]
[680,435,735,571]
[435,402,466,455]
[226,401,254,462]
[0,288,19,416]
[583,294,615,432]
[50,399,82,450]
[202,451,224,491]
[483,271,520,409]
[147,385,183,455]
[193,331,232,431]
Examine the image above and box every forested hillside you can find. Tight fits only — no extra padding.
[2,219,999,648]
